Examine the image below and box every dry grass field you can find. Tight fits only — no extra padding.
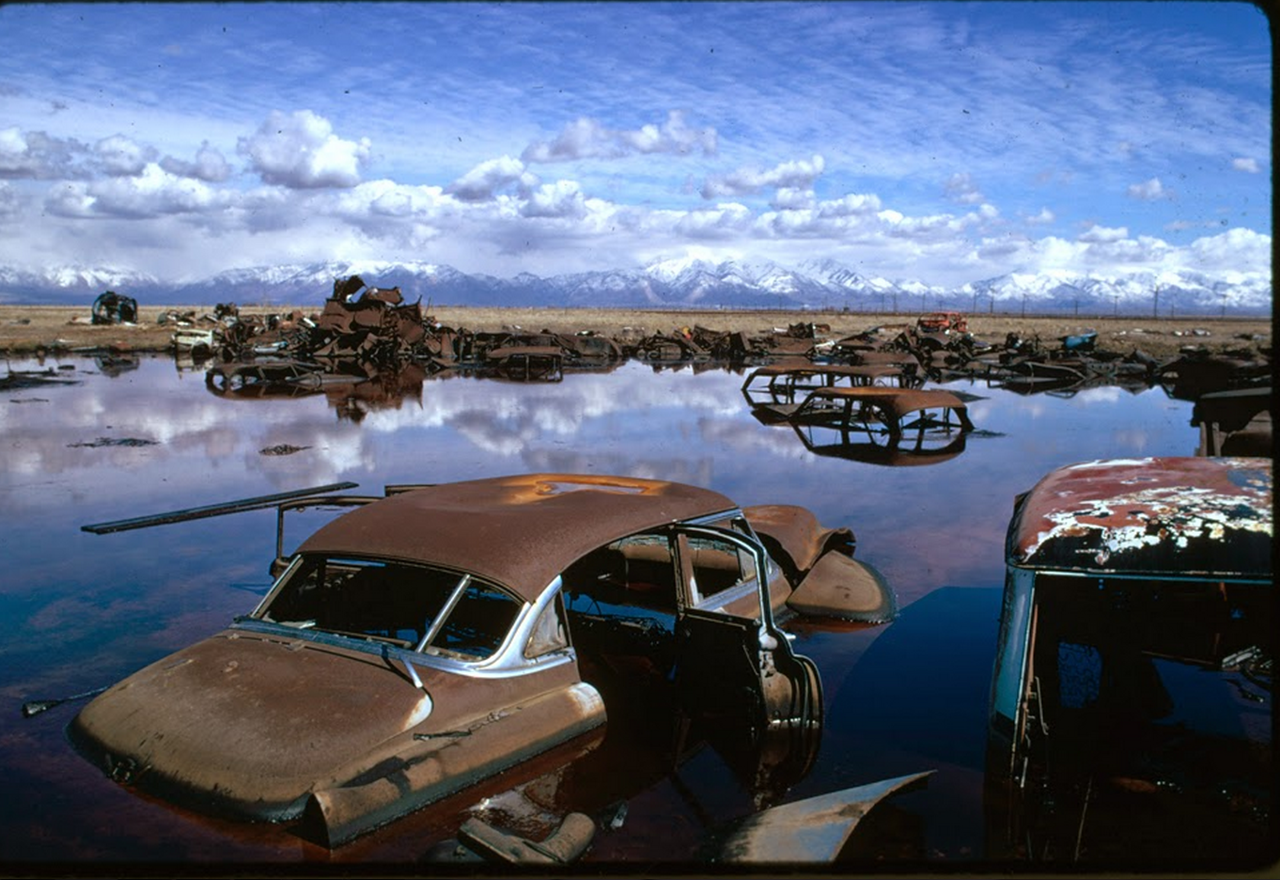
[0,302,1271,360]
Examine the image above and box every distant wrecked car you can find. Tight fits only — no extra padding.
[69,473,896,848]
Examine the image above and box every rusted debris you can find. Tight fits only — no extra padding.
[455,812,596,864]
[175,276,1267,403]
[917,311,968,336]
[717,771,934,863]
[259,444,311,456]
[1155,347,1273,401]
[91,290,138,325]
[66,436,158,449]
[0,368,80,391]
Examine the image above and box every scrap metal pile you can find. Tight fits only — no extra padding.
[181,278,1270,412]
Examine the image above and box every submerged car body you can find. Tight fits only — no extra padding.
[986,456,1273,865]
[69,474,896,848]
[741,364,913,422]
[788,387,974,457]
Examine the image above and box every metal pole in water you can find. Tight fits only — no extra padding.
[81,481,359,534]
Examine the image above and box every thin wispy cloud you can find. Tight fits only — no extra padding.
[0,1,1269,288]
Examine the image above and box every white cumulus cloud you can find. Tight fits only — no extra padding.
[1231,157,1260,173]
[701,155,825,199]
[1078,223,1129,243]
[160,141,233,182]
[447,155,537,202]
[521,180,587,219]
[238,110,371,189]
[0,128,85,180]
[51,163,230,218]
[95,135,157,176]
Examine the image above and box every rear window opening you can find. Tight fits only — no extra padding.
[258,556,521,661]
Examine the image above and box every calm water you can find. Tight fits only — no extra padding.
[0,353,1221,868]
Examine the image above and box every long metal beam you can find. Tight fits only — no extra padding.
[81,481,360,534]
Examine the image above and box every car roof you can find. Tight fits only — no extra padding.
[802,386,967,418]
[1006,456,1273,577]
[297,474,737,601]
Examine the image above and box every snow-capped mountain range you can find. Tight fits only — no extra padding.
[0,258,1271,316]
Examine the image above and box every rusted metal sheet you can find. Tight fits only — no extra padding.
[743,504,854,574]
[786,553,897,622]
[456,811,596,864]
[719,771,934,863]
[1007,456,1272,575]
[298,474,736,602]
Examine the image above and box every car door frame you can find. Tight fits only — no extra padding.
[669,519,823,747]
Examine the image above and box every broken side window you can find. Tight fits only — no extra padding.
[525,593,569,659]
[684,534,757,607]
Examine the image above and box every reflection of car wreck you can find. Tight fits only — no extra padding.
[986,457,1273,865]
[69,474,897,849]
[785,387,975,462]
[741,364,916,422]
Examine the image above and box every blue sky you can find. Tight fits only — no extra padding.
[0,1,1271,286]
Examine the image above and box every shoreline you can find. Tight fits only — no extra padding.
[0,303,1271,360]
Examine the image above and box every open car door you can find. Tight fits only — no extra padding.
[671,526,823,783]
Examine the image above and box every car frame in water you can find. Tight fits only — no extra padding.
[788,386,975,456]
[986,456,1273,867]
[68,473,897,849]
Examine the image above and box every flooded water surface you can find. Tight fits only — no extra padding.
[0,354,1268,871]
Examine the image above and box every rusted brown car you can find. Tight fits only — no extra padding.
[69,473,896,848]
[986,456,1273,865]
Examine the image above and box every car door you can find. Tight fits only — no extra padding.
[670,525,823,755]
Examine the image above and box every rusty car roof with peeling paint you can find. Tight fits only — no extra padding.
[1006,456,1273,576]
[297,473,736,600]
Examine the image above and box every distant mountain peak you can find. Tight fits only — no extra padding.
[0,258,1270,315]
